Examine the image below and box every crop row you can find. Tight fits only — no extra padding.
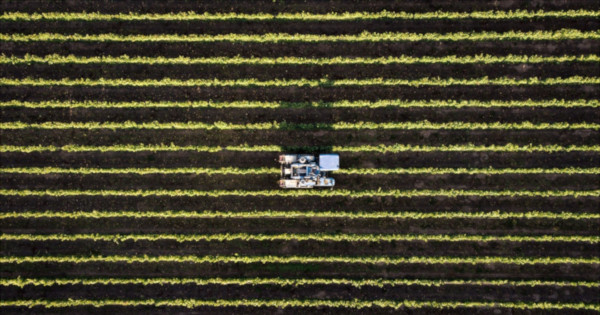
[4,54,600,65]
[2,76,598,87]
[0,299,597,311]
[2,29,598,42]
[2,189,598,198]
[2,255,598,265]
[3,167,598,175]
[3,277,597,289]
[3,121,598,130]
[3,10,599,21]
[3,144,599,153]
[3,233,598,244]
[2,99,596,108]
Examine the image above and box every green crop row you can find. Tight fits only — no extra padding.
[2,144,599,153]
[1,29,598,42]
[2,10,599,21]
[3,121,598,130]
[2,277,597,289]
[2,254,598,265]
[2,166,598,175]
[3,54,599,65]
[3,233,597,243]
[2,76,599,87]
[1,189,598,198]
[2,99,597,108]
[1,299,597,311]
[2,210,596,220]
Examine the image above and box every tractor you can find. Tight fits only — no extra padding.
[278,154,339,188]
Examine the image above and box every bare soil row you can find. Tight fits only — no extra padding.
[2,86,598,102]
[2,0,596,13]
[2,282,597,303]
[2,261,598,281]
[2,173,598,191]
[0,307,586,315]
[3,19,598,35]
[4,63,599,80]
[2,195,598,213]
[4,216,597,235]
[2,41,598,57]
[3,151,598,169]
[3,239,597,257]
[4,107,599,124]
[4,129,597,146]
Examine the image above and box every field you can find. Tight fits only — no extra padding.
[0,0,599,314]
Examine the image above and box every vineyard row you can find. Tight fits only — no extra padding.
[3,121,598,130]
[2,255,598,265]
[2,144,599,153]
[3,233,597,243]
[2,210,596,220]
[3,167,598,175]
[3,54,599,65]
[1,189,598,198]
[2,99,596,108]
[2,76,598,87]
[2,10,599,21]
[2,277,597,288]
[2,29,598,42]
[0,299,597,311]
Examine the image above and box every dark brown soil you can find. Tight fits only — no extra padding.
[3,19,598,35]
[2,173,598,191]
[2,85,598,102]
[2,151,599,169]
[4,217,597,235]
[4,63,599,80]
[3,40,598,57]
[2,0,597,13]
[3,107,600,124]
[2,282,598,303]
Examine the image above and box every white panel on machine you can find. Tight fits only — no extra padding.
[318,154,339,171]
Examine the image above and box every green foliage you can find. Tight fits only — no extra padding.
[2,10,599,21]
[3,121,598,130]
[1,188,598,198]
[2,99,596,108]
[2,166,597,175]
[0,298,597,310]
[1,29,598,43]
[2,277,597,288]
[2,210,596,220]
[3,54,599,65]
[2,233,597,243]
[2,144,599,153]
[1,76,598,87]
[2,254,597,265]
